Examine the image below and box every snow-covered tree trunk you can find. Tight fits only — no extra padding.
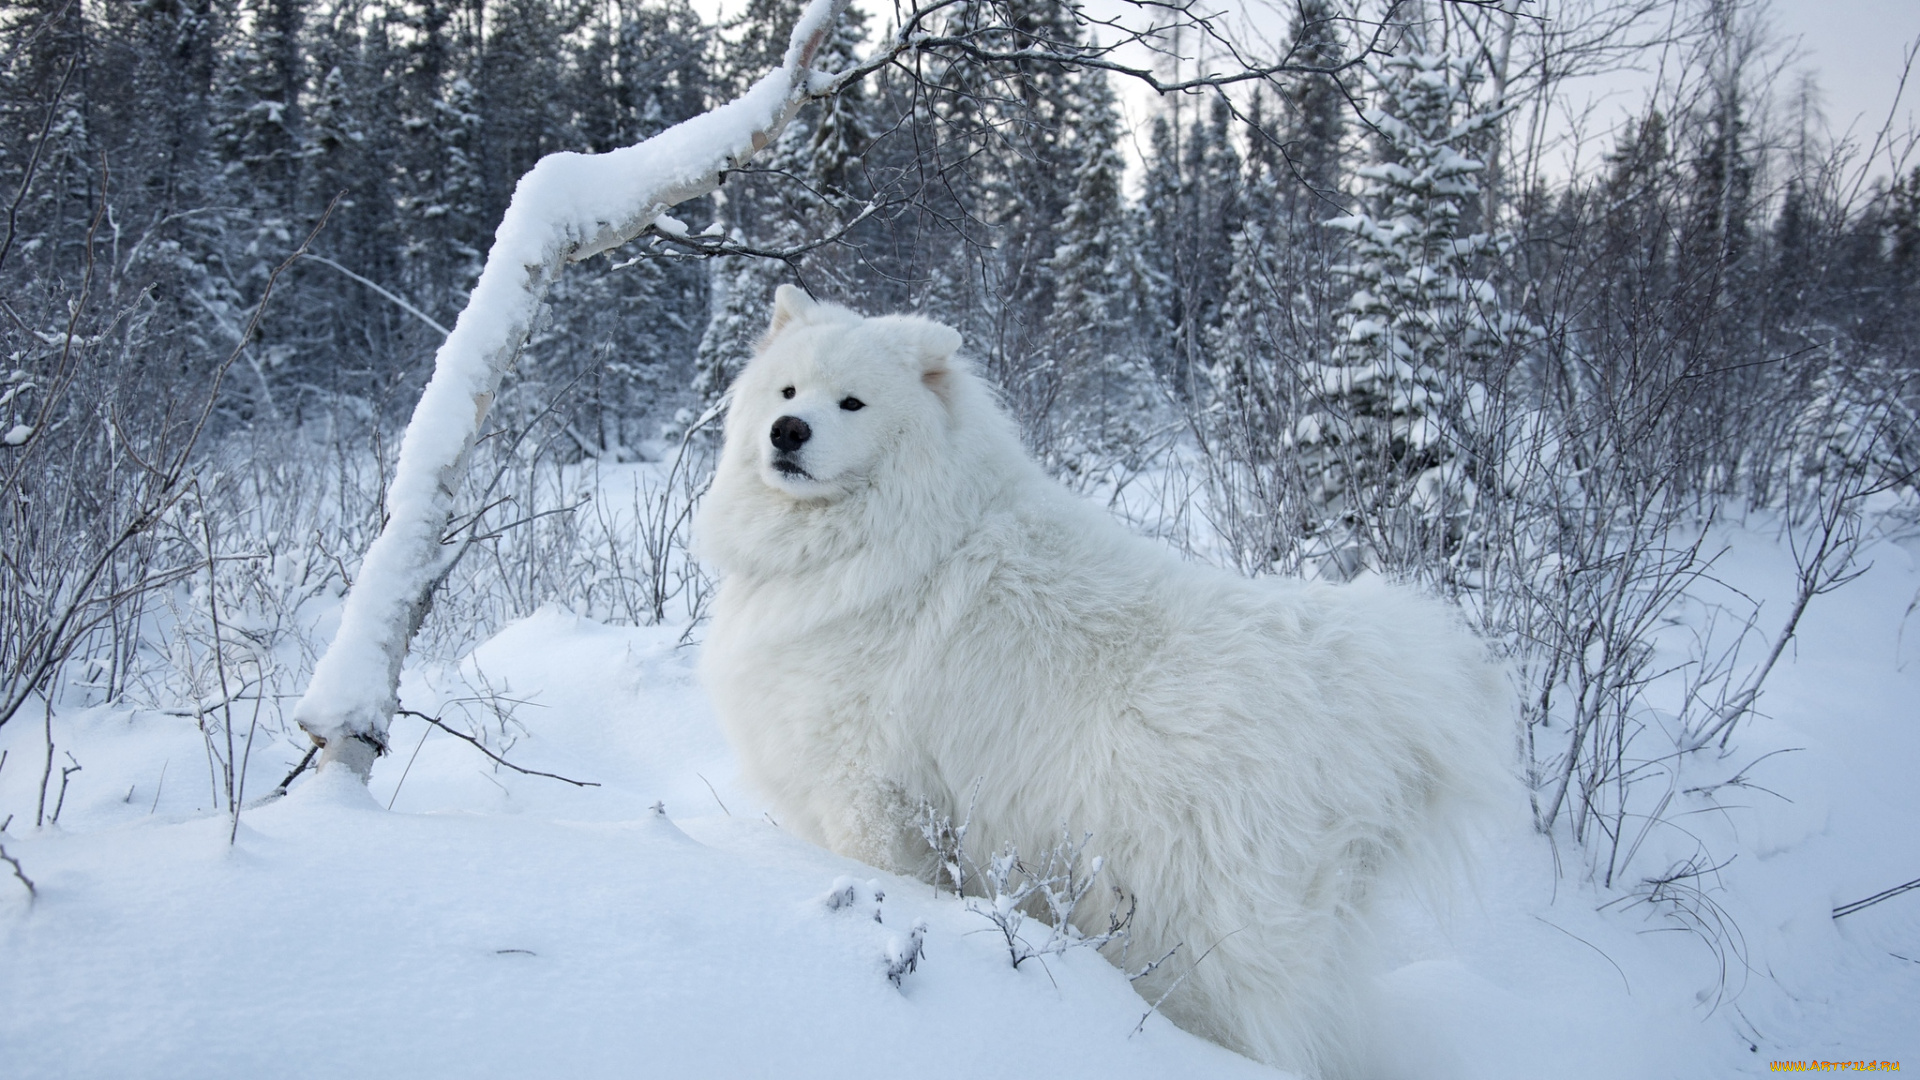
[291,0,850,779]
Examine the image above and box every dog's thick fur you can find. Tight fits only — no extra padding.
[695,287,1512,1075]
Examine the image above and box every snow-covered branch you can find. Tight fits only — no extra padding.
[290,0,852,776]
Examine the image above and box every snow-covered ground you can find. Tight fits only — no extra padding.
[2,515,1916,1077]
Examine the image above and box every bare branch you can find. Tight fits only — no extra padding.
[1834,876,1920,920]
[0,839,33,900]
[395,709,600,788]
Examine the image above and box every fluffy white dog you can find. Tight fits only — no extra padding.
[695,286,1512,1076]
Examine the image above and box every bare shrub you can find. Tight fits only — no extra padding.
[916,796,1134,971]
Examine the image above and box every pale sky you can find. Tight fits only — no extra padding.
[1771,0,1917,143]
[1544,0,1920,181]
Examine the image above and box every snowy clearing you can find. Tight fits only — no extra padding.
[2,514,1915,1078]
[5,0,1917,1073]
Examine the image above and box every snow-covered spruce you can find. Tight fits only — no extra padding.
[1306,48,1537,579]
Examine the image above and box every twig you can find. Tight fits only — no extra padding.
[387,717,436,811]
[35,700,53,826]
[1834,877,1920,920]
[636,195,888,262]
[1532,915,1630,994]
[230,692,263,844]
[299,252,450,337]
[0,54,77,275]
[395,709,599,787]
[0,839,34,899]
[271,746,317,797]
[49,753,80,825]
[1131,927,1244,1038]
[196,483,237,819]
[696,772,731,816]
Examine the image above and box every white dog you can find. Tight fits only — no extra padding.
[695,286,1512,1076]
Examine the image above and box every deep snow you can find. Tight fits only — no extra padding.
[2,514,1917,1077]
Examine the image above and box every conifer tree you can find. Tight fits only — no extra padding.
[214,0,307,219]
[994,0,1082,328]
[1201,89,1346,575]
[1143,97,1241,397]
[1042,69,1152,458]
[1208,95,1291,421]
[1308,48,1533,577]
[0,0,93,272]
[1136,115,1184,380]
[912,0,1000,330]
[88,0,226,375]
[385,0,484,316]
[207,0,319,419]
[1277,0,1346,216]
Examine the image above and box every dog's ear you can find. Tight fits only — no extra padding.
[906,320,963,406]
[764,283,816,341]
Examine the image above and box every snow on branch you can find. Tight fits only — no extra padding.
[290,0,852,776]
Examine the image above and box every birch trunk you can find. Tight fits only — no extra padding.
[291,0,849,778]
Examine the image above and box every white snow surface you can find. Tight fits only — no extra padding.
[3,510,1918,1077]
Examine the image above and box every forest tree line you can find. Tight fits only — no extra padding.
[2,0,1915,458]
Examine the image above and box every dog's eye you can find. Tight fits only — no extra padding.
[840,397,865,412]
[781,386,795,400]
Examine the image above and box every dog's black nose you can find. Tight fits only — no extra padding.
[770,415,811,453]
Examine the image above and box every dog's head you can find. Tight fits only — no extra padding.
[723,284,964,504]
[698,287,1024,582]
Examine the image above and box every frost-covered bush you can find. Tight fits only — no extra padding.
[916,798,1132,971]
